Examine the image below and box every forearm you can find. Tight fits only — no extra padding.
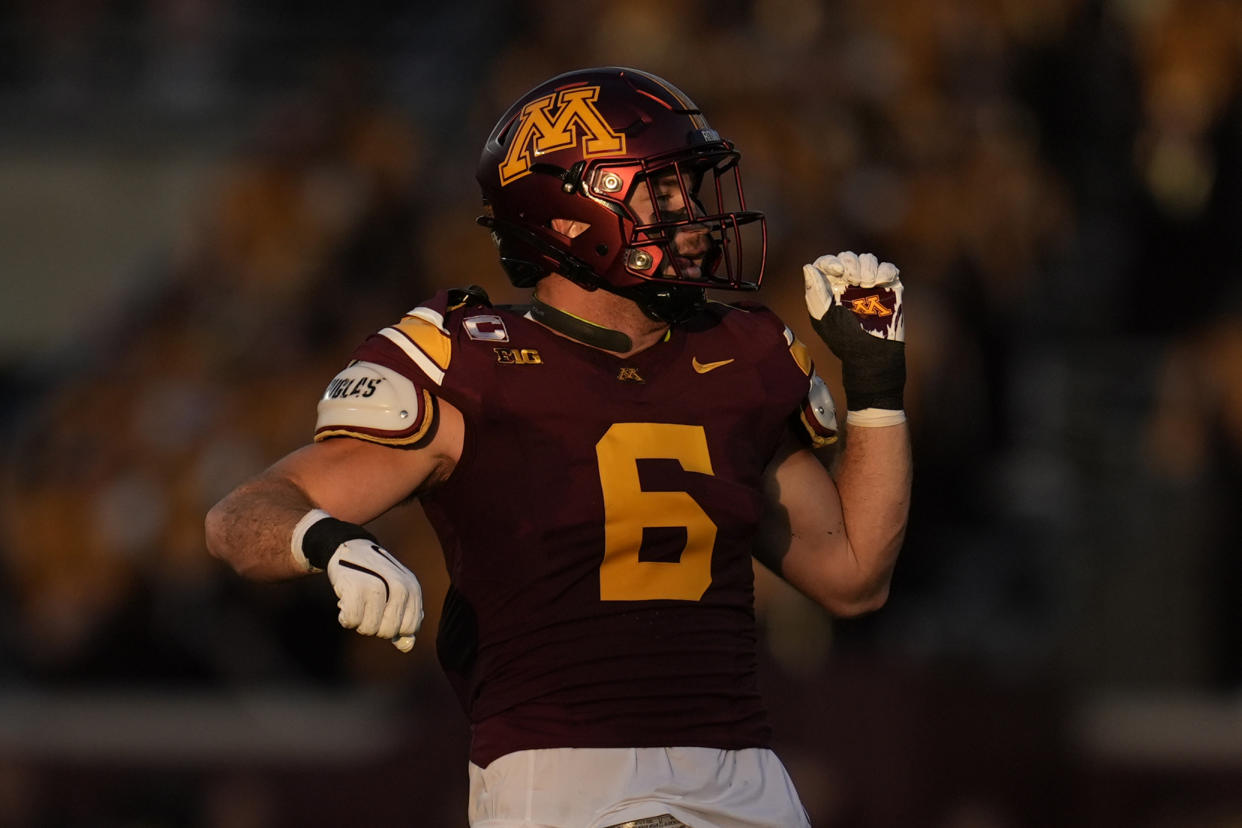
[205,445,427,650]
[830,421,912,606]
[205,472,314,582]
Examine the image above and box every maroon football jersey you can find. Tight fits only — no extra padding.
[326,288,832,767]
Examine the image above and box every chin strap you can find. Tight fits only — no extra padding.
[529,295,634,353]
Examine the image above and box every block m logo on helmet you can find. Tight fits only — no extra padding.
[498,86,626,186]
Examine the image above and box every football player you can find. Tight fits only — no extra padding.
[206,67,911,828]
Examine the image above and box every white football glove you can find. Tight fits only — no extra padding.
[803,251,906,416]
[802,251,904,342]
[327,539,424,652]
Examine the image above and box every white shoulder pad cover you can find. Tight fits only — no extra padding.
[799,371,839,447]
[314,361,435,446]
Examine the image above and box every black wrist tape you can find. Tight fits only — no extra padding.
[811,306,906,411]
[302,517,377,570]
[840,352,906,410]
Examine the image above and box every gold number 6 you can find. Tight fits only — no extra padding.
[595,422,718,601]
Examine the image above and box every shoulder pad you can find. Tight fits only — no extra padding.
[783,325,838,447]
[798,372,839,447]
[786,326,811,374]
[374,310,454,386]
[366,287,492,387]
[315,361,437,447]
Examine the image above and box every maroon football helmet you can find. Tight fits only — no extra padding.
[476,67,766,321]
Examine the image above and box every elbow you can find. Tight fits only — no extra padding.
[203,501,230,565]
[819,575,891,618]
[204,497,248,576]
[828,583,890,618]
[203,474,308,582]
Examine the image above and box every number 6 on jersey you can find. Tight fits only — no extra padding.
[595,422,718,601]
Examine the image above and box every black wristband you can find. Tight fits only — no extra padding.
[302,517,377,570]
[811,306,906,411]
[840,353,906,411]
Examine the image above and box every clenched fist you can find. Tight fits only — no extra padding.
[327,539,424,652]
[803,251,906,414]
[293,510,425,652]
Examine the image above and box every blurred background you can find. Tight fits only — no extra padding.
[1,0,1240,825]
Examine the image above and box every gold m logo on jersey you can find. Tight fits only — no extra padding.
[617,367,644,383]
[498,86,626,186]
[848,294,893,317]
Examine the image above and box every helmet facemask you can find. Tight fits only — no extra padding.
[589,148,765,294]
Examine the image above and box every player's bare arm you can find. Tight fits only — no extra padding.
[204,416,459,580]
[758,424,911,616]
[756,250,912,616]
[205,391,463,649]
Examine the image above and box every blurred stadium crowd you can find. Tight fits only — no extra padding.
[0,0,1240,825]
